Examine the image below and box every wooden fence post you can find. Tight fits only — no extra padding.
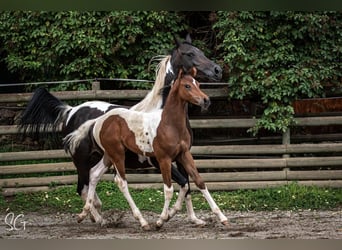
[92,81,100,91]
[282,128,291,182]
[282,128,291,155]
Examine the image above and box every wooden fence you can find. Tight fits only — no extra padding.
[1,85,342,196]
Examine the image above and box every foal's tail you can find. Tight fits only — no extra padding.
[18,87,72,141]
[63,119,96,156]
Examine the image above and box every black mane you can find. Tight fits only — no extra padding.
[160,71,175,108]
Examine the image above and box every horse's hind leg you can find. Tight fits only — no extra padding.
[113,165,150,230]
[168,163,206,226]
[178,151,228,226]
[78,158,108,225]
[167,183,206,226]
[93,192,103,214]
[89,192,103,223]
[78,183,102,223]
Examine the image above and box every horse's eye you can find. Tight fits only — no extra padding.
[182,52,194,58]
[185,84,191,89]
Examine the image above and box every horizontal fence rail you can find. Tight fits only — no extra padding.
[1,87,342,195]
[2,116,342,135]
[0,88,228,103]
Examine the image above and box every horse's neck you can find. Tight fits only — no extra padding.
[131,55,174,112]
[161,89,187,130]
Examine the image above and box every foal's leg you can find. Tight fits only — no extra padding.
[156,158,174,228]
[178,151,228,226]
[113,166,150,230]
[78,158,108,225]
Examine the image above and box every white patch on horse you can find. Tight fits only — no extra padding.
[118,109,163,154]
[147,157,156,167]
[138,155,147,164]
[66,101,115,126]
[137,155,155,167]
[166,60,173,74]
[93,108,162,155]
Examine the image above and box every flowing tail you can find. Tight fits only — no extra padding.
[18,87,72,141]
[63,119,96,156]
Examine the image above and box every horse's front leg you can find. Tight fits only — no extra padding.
[178,151,229,226]
[156,158,174,228]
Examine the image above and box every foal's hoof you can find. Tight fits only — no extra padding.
[221,220,229,227]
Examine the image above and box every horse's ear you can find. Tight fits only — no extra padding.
[185,34,192,44]
[177,68,183,79]
[173,34,182,47]
[190,67,197,77]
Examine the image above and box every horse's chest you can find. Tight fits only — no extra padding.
[118,110,162,154]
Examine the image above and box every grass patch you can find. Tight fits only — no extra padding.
[1,182,341,214]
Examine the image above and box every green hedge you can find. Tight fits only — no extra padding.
[214,11,342,134]
[0,11,341,134]
[0,11,186,90]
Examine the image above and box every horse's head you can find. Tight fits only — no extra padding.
[174,68,211,111]
[171,34,222,82]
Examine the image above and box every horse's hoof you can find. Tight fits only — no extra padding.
[77,216,85,223]
[142,224,151,231]
[100,219,107,227]
[191,218,206,227]
[164,214,171,222]
[155,220,164,229]
[221,220,229,227]
[196,221,207,228]
[90,215,96,223]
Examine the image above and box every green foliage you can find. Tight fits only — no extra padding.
[214,11,342,134]
[0,11,186,91]
[1,11,341,133]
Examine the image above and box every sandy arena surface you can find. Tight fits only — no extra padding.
[1,209,341,239]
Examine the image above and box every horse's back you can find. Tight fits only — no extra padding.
[64,101,120,135]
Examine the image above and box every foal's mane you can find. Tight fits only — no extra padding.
[130,55,171,112]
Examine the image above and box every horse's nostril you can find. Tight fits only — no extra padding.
[214,66,222,75]
[204,98,211,107]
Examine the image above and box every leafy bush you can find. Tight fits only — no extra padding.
[0,11,186,90]
[214,11,342,134]
[1,11,341,133]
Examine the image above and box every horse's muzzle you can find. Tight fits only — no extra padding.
[201,97,211,111]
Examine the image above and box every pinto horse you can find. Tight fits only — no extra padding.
[19,35,222,225]
[64,68,228,230]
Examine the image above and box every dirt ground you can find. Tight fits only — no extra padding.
[1,209,341,239]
